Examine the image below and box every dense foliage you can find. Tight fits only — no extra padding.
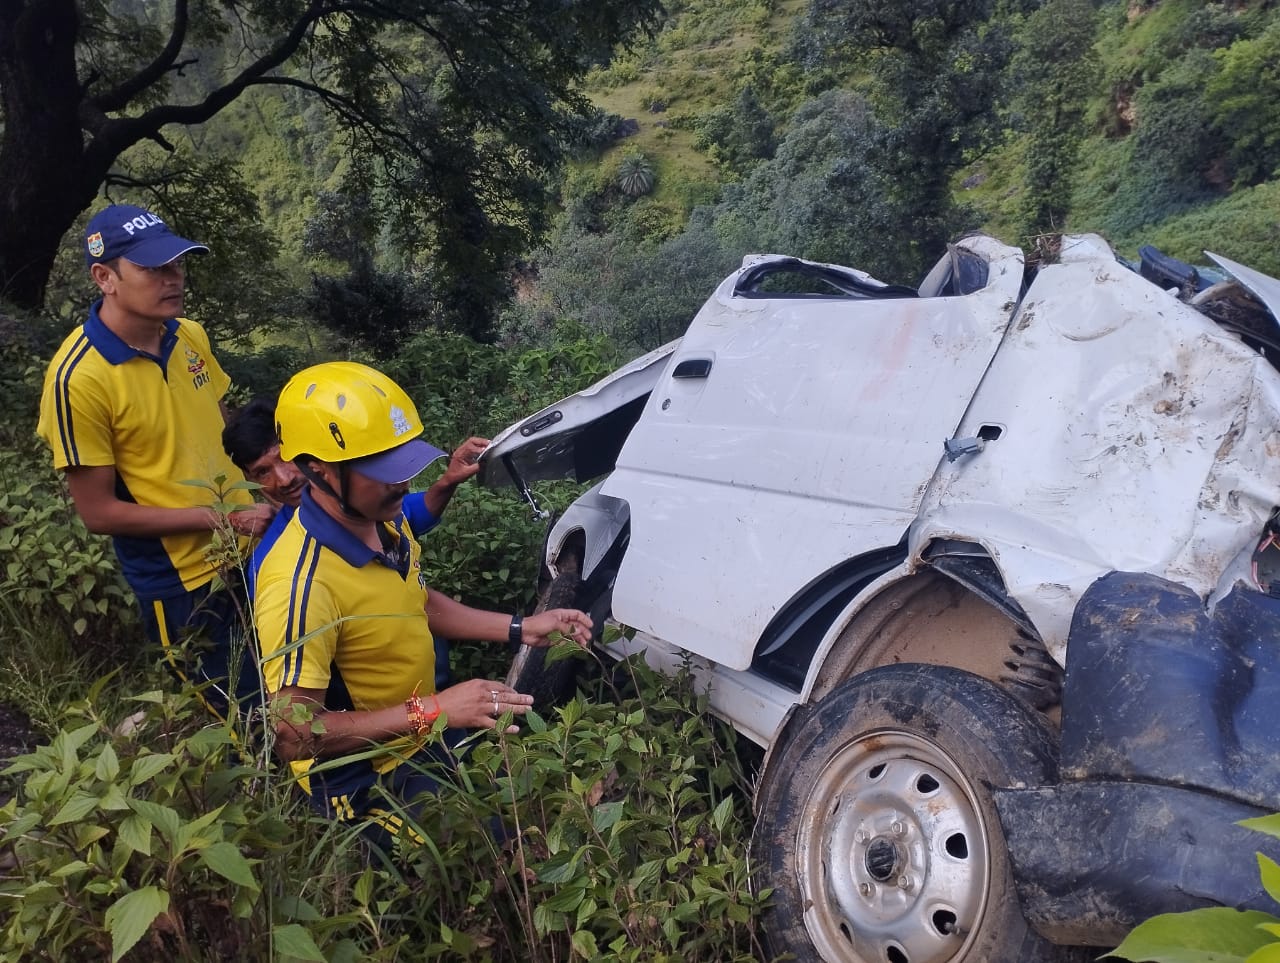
[0,0,662,328]
[0,316,763,959]
[4,0,1280,957]
[0,656,766,961]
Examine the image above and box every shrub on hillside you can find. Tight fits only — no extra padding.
[0,655,767,962]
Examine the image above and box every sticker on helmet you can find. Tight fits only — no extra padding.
[390,405,413,436]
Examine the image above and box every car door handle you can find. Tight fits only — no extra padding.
[672,358,713,379]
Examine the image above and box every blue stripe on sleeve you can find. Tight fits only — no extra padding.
[53,334,92,465]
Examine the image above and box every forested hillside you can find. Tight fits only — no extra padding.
[508,0,1280,351]
[7,0,1277,358]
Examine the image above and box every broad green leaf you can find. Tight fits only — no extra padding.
[592,801,624,833]
[712,796,734,833]
[55,723,99,770]
[2,811,41,838]
[533,901,563,934]
[128,753,175,786]
[117,814,152,857]
[272,923,327,961]
[51,859,90,878]
[1245,944,1280,963]
[128,799,181,844]
[94,744,120,782]
[49,791,99,826]
[175,805,228,853]
[274,895,323,922]
[98,783,130,812]
[543,885,586,913]
[571,929,599,959]
[104,886,169,963]
[354,867,374,906]
[75,824,111,849]
[1260,854,1280,905]
[538,848,585,884]
[200,842,260,890]
[1108,908,1278,962]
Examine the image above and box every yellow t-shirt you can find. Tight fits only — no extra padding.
[35,304,252,599]
[254,491,436,774]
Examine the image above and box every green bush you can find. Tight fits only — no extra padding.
[0,678,300,962]
[0,655,768,962]
[0,451,135,646]
[0,326,141,662]
[1207,19,1280,187]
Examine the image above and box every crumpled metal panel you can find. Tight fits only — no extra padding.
[914,235,1280,664]
[605,238,1026,670]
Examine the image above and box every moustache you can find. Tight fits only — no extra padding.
[381,487,409,509]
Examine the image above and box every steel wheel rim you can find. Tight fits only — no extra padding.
[794,728,990,963]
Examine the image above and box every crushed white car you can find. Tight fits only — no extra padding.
[481,234,1280,963]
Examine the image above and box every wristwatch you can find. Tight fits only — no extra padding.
[508,613,523,645]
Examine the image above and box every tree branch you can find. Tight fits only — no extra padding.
[85,0,332,164]
[246,75,424,159]
[92,0,190,112]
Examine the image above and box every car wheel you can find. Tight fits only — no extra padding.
[753,663,1069,963]
[505,566,585,711]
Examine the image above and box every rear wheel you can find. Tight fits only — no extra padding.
[753,664,1071,963]
[505,564,585,712]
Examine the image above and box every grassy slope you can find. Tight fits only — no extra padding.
[579,0,1278,271]
[579,0,808,209]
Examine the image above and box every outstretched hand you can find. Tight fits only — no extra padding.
[521,608,593,648]
[227,502,277,537]
[440,436,490,488]
[437,677,533,732]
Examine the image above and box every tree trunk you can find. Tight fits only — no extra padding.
[0,0,102,308]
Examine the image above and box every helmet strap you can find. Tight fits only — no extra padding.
[297,460,369,521]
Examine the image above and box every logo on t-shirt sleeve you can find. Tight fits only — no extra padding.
[185,347,211,389]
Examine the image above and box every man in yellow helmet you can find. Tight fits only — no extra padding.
[253,361,592,841]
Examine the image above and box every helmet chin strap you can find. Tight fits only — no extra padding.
[298,460,369,521]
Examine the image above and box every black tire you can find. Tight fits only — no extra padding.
[752,663,1069,963]
[505,568,585,711]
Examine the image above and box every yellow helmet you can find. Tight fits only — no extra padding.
[276,362,444,483]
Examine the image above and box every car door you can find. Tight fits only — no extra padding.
[480,339,681,496]
[604,236,1026,669]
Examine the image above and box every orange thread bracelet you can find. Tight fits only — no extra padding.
[405,690,442,736]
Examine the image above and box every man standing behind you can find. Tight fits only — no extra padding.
[36,204,274,720]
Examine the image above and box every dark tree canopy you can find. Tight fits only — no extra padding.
[0,0,662,310]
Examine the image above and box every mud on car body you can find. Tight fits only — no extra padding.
[481,234,1280,963]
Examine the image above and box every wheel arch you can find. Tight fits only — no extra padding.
[791,541,1063,711]
[543,480,630,585]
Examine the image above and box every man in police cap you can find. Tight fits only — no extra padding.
[37,203,274,721]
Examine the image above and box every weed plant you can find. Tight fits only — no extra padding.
[0,649,767,961]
